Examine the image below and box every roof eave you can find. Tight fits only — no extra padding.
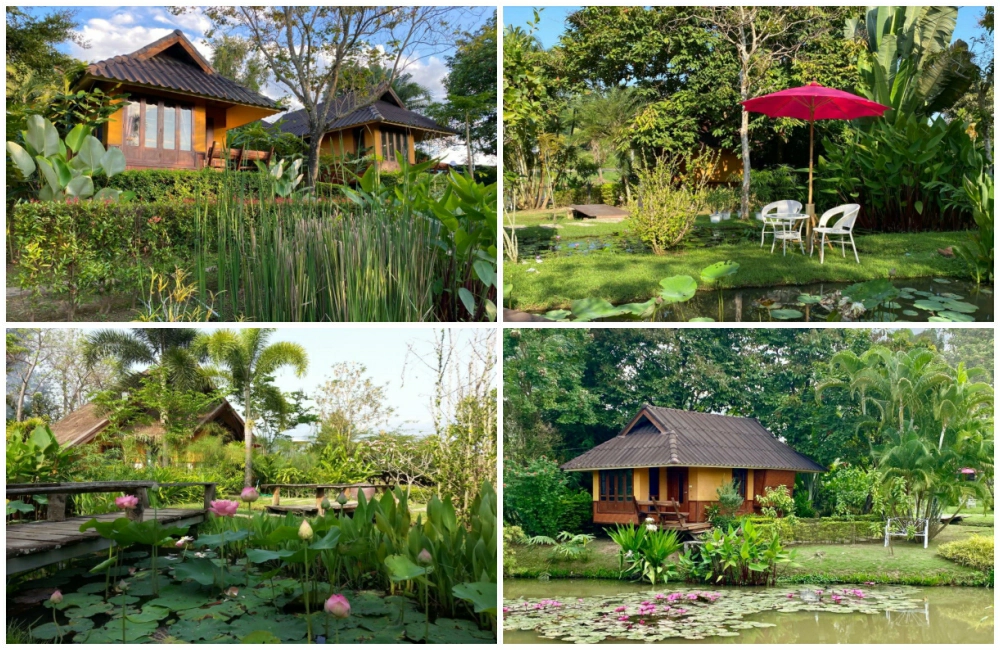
[562,463,825,473]
[79,74,279,112]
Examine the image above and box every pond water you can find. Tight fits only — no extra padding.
[536,277,994,323]
[503,579,994,644]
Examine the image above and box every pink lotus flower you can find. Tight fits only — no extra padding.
[503,607,510,613]
[617,616,629,622]
[864,581,876,586]
[116,495,139,510]
[417,548,433,565]
[225,587,239,598]
[676,608,687,614]
[49,589,63,605]
[614,606,626,613]
[787,593,794,599]
[209,500,239,517]
[325,594,351,619]
[240,487,259,503]
[655,593,665,600]
[176,536,194,548]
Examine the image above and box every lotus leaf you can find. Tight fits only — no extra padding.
[453,581,497,614]
[568,297,627,322]
[227,614,307,642]
[617,299,657,318]
[146,585,209,611]
[938,311,975,322]
[385,554,428,582]
[932,278,951,283]
[940,300,977,313]
[75,581,109,594]
[30,617,94,640]
[178,599,244,621]
[241,630,282,643]
[62,602,113,618]
[927,316,951,322]
[769,309,803,320]
[689,317,715,322]
[543,309,571,321]
[700,261,739,282]
[194,529,250,548]
[168,616,233,642]
[902,309,919,317]
[796,294,823,304]
[106,594,140,606]
[841,279,899,309]
[659,275,698,303]
[81,620,157,643]
[51,592,104,610]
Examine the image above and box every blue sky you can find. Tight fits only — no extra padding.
[504,6,990,50]
[71,327,493,440]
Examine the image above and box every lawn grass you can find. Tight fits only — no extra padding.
[506,524,992,586]
[504,211,972,312]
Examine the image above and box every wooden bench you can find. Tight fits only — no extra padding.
[205,141,273,171]
[6,481,215,576]
[633,499,711,535]
[259,483,393,516]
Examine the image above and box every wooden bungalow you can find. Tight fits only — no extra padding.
[50,400,244,464]
[275,89,456,171]
[561,405,825,527]
[76,30,280,170]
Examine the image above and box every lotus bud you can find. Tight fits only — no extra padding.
[225,587,239,598]
[240,487,259,503]
[321,497,332,510]
[117,580,129,593]
[336,492,348,505]
[325,594,351,619]
[417,548,433,565]
[299,519,314,541]
[49,589,63,605]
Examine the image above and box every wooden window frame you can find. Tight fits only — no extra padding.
[732,468,748,499]
[599,469,633,502]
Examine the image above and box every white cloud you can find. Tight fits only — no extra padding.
[399,55,450,100]
[68,8,211,63]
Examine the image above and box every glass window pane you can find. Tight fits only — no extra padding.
[124,102,140,146]
[180,108,192,151]
[163,106,175,150]
[145,103,158,148]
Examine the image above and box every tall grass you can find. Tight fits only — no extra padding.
[196,190,438,321]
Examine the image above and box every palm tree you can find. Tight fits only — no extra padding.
[86,328,207,464]
[570,88,644,188]
[199,329,308,487]
[366,64,433,111]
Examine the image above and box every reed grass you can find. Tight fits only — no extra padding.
[196,189,438,322]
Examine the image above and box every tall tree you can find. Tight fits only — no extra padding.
[696,6,823,219]
[7,329,57,422]
[430,12,498,171]
[85,328,207,464]
[314,361,395,446]
[209,34,269,93]
[202,6,466,185]
[200,329,308,487]
[5,8,79,83]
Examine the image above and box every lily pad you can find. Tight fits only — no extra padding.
[659,275,698,303]
[543,309,571,321]
[932,278,951,283]
[75,582,109,594]
[30,618,94,640]
[912,299,944,312]
[769,309,803,320]
[63,601,114,618]
[241,630,282,643]
[902,309,919,317]
[796,294,823,304]
[52,592,104,610]
[939,300,977,314]
[568,297,628,322]
[167,616,234,642]
[938,311,975,322]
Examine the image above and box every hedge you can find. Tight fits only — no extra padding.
[937,535,994,571]
[553,182,621,208]
[94,169,274,202]
[746,516,883,545]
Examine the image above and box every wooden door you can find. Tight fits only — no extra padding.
[648,468,660,501]
[122,98,198,169]
[666,468,688,504]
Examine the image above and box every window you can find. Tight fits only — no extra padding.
[732,468,748,499]
[599,469,633,502]
[163,105,176,150]
[381,129,408,161]
[144,104,158,148]
[124,102,140,146]
[180,108,192,151]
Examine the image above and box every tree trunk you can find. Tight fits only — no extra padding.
[244,385,254,488]
[159,370,169,467]
[465,114,475,177]
[306,126,324,188]
[739,68,751,220]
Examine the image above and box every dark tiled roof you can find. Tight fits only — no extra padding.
[85,30,278,110]
[561,405,825,473]
[276,93,456,138]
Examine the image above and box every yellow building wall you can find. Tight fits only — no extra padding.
[323,130,358,156]
[106,103,124,147]
[659,467,667,497]
[633,469,648,501]
[691,467,732,500]
[408,132,416,164]
[371,126,383,161]
[194,105,207,153]
[592,471,599,501]
[225,105,277,130]
[747,469,755,502]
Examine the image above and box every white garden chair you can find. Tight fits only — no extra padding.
[811,204,860,264]
[759,200,803,247]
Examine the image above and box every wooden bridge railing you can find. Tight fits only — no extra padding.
[258,483,394,516]
[6,481,218,522]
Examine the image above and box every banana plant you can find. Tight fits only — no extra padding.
[6,115,128,201]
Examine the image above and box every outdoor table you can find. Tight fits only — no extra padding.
[771,212,811,254]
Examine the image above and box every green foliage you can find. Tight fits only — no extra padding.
[755,485,795,519]
[502,457,572,538]
[5,424,79,484]
[680,520,794,586]
[937,534,994,572]
[951,167,994,283]
[6,115,127,201]
[526,531,596,561]
[627,149,718,253]
[793,488,817,518]
[256,157,305,198]
[818,114,981,231]
[9,199,201,318]
[710,480,744,530]
[557,490,594,534]
[98,169,273,202]
[748,165,804,210]
[608,524,682,585]
[502,525,526,577]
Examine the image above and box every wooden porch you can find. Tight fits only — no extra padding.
[6,481,215,576]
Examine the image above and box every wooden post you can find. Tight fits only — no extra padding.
[272,487,281,507]
[316,487,326,516]
[126,488,147,522]
[203,483,217,511]
[47,493,67,522]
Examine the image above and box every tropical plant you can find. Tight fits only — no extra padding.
[755,485,795,519]
[6,115,128,201]
[608,523,682,585]
[525,531,596,561]
[256,157,305,198]
[951,167,994,283]
[5,424,78,485]
[680,520,794,586]
[608,523,648,576]
[709,480,744,531]
[199,329,308,487]
[135,267,218,322]
[542,273,699,323]
[848,6,977,121]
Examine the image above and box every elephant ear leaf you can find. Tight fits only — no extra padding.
[25,115,60,157]
[6,142,36,176]
[100,146,127,177]
[66,175,95,199]
[75,136,106,171]
[64,124,91,154]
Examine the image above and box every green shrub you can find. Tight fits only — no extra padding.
[681,519,793,586]
[938,535,994,571]
[755,484,795,518]
[793,488,816,517]
[503,524,526,577]
[97,169,272,202]
[599,182,618,206]
[503,457,573,538]
[745,516,882,545]
[749,164,804,211]
[557,489,594,534]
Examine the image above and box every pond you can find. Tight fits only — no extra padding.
[502,579,994,644]
[536,277,994,323]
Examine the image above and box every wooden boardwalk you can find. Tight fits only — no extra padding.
[7,508,205,576]
[568,204,629,221]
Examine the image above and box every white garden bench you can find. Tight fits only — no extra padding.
[883,517,929,549]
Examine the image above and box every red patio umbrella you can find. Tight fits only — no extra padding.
[741,82,890,228]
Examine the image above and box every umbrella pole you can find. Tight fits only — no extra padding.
[806,117,816,253]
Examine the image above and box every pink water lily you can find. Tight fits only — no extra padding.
[209,500,239,517]
[325,593,351,618]
[617,615,629,622]
[655,593,666,600]
[787,593,795,599]
[614,606,626,613]
[115,495,139,510]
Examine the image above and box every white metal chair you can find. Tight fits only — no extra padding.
[811,204,861,264]
[771,216,806,256]
[759,200,803,247]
